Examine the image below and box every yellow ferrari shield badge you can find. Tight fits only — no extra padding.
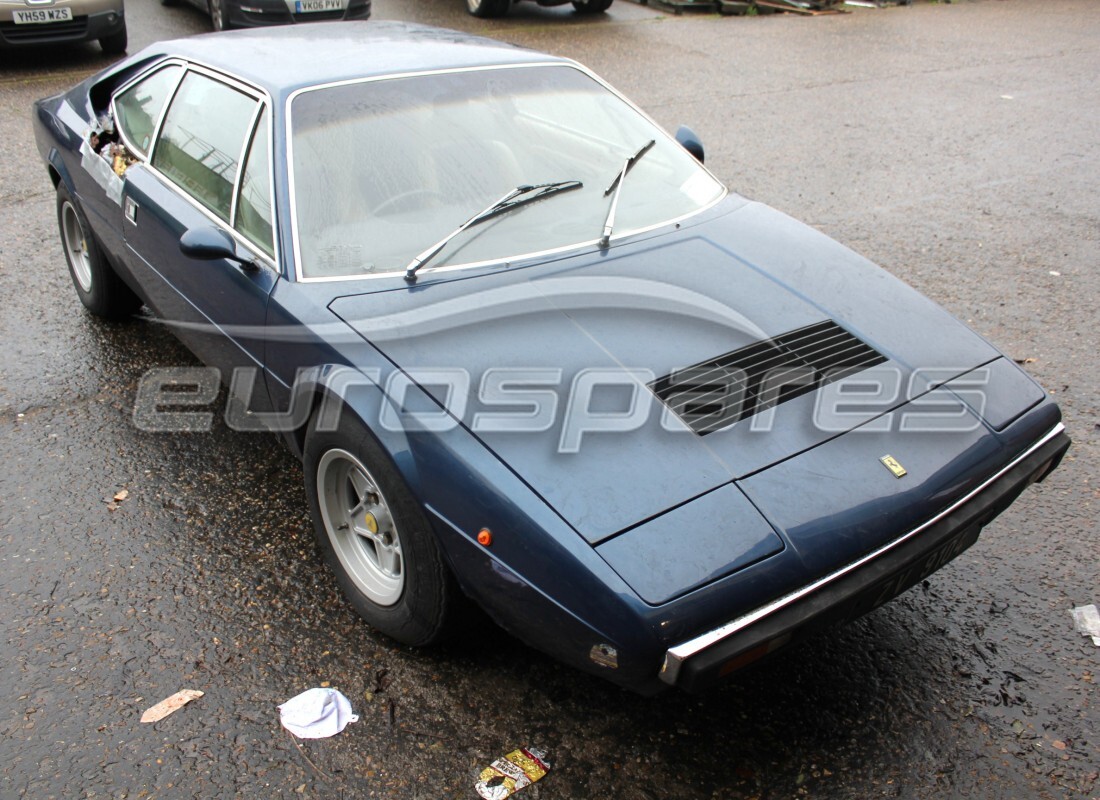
[880,455,907,478]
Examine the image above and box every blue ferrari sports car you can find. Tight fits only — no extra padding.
[33,22,1069,694]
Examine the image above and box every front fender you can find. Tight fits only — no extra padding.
[292,363,664,691]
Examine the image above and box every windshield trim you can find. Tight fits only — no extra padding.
[285,61,728,284]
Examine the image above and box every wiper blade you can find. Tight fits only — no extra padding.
[403,180,582,283]
[599,139,655,249]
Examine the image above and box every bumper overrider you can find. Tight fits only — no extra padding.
[660,422,1070,691]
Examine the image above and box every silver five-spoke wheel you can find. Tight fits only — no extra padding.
[60,200,93,293]
[55,183,142,319]
[316,449,404,606]
[304,410,465,645]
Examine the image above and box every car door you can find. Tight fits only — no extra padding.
[120,67,278,386]
[79,61,184,278]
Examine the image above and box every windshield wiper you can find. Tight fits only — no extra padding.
[599,139,655,249]
[403,180,582,283]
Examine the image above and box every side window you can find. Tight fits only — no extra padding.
[235,108,274,258]
[113,64,183,158]
[152,72,258,223]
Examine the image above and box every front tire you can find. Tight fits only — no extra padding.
[56,183,141,319]
[303,409,464,646]
[467,0,510,18]
[573,0,612,12]
[98,25,127,55]
[209,0,232,30]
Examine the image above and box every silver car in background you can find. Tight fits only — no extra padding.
[0,0,126,53]
[466,0,612,18]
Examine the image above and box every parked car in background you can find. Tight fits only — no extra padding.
[0,0,126,53]
[467,0,611,18]
[162,0,369,31]
[32,22,1069,694]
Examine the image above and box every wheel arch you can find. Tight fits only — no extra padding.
[46,149,72,192]
[278,365,381,461]
[282,364,427,495]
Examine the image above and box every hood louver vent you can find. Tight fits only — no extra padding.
[650,319,887,435]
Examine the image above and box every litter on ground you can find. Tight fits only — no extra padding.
[1071,604,1100,646]
[140,689,204,723]
[278,687,359,739]
[475,746,551,800]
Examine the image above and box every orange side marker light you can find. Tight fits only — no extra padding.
[477,528,493,546]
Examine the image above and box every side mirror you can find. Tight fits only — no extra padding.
[675,125,705,164]
[179,226,257,271]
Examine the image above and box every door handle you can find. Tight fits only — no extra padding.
[124,196,138,225]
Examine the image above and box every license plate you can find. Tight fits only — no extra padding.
[13,7,74,23]
[294,0,342,11]
[845,523,982,623]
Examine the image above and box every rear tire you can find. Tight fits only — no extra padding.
[303,408,465,647]
[56,183,141,319]
[573,0,612,11]
[98,25,127,55]
[209,0,233,30]
[467,0,509,18]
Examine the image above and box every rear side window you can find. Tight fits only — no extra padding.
[113,64,183,157]
[152,72,259,223]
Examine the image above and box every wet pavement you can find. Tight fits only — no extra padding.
[1,0,1097,797]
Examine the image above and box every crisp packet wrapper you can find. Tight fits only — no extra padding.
[474,746,550,799]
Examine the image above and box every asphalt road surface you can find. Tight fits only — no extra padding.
[1,1,1097,798]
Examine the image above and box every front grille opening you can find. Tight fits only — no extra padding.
[651,320,887,435]
[0,16,88,41]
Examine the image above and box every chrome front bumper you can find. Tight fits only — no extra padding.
[659,422,1070,690]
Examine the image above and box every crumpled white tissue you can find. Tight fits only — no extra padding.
[278,687,359,739]
[1071,604,1100,646]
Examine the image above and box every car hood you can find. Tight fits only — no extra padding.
[329,198,999,543]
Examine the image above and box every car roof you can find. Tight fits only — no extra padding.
[135,21,568,99]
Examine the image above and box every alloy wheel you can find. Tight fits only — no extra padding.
[316,449,405,606]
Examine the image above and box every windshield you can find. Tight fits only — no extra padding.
[289,64,725,280]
